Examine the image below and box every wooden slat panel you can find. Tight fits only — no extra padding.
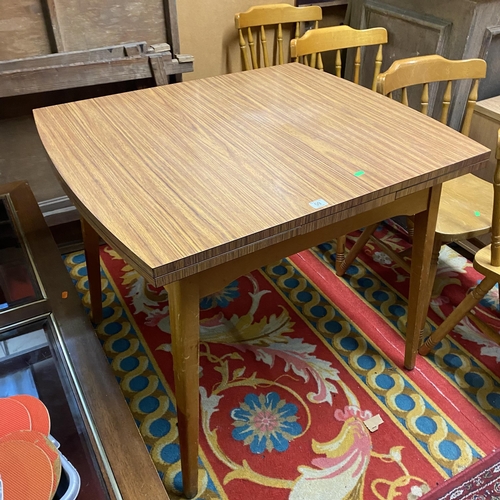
[41,0,64,52]
[0,44,146,72]
[0,55,192,97]
[161,0,180,56]
[0,58,150,97]
[53,0,168,52]
[0,1,51,60]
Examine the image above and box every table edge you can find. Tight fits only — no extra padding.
[72,153,490,286]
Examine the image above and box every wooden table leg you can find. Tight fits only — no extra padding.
[404,186,442,370]
[81,217,103,324]
[166,278,200,499]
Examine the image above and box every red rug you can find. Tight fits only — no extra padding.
[65,223,500,499]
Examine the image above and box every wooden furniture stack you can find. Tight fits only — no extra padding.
[0,1,193,226]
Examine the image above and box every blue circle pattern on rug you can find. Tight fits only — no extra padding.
[310,245,500,429]
[266,259,483,476]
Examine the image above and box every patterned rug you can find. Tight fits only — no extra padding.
[64,223,500,500]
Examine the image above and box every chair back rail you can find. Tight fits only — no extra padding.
[376,55,486,134]
[290,25,387,90]
[235,4,322,70]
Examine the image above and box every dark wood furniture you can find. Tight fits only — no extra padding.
[346,0,500,130]
[34,63,489,497]
[0,1,193,226]
[0,181,169,500]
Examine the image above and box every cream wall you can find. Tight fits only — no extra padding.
[177,2,347,81]
[177,0,294,81]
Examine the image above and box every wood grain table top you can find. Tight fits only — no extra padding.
[34,63,490,284]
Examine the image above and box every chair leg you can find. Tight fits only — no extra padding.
[427,237,442,300]
[466,311,500,344]
[407,216,415,243]
[335,236,346,274]
[81,218,103,324]
[336,223,378,276]
[419,276,497,355]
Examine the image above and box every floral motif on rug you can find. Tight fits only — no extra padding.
[64,223,500,500]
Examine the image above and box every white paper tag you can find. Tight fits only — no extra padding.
[364,414,384,432]
[309,199,328,209]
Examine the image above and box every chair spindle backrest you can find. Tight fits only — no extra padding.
[235,4,322,71]
[376,55,487,135]
[290,25,387,90]
[492,130,500,266]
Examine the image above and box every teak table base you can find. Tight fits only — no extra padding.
[83,185,441,498]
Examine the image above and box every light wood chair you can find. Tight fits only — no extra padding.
[420,130,500,355]
[291,24,388,274]
[235,4,322,71]
[335,55,489,308]
[290,25,388,89]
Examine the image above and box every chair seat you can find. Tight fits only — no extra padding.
[473,244,500,280]
[436,173,493,242]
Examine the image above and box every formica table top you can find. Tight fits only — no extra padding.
[34,63,490,283]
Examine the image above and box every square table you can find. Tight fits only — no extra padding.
[34,63,489,498]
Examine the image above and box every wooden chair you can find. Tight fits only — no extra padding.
[335,55,489,309]
[291,25,388,274]
[290,25,388,89]
[235,4,322,71]
[420,130,500,355]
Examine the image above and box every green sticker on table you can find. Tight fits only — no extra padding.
[354,170,365,177]
[474,211,481,217]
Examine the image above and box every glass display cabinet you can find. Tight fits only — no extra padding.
[0,181,168,499]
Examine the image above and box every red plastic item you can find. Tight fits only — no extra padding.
[0,440,54,500]
[10,394,50,435]
[0,430,61,496]
[0,398,31,438]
